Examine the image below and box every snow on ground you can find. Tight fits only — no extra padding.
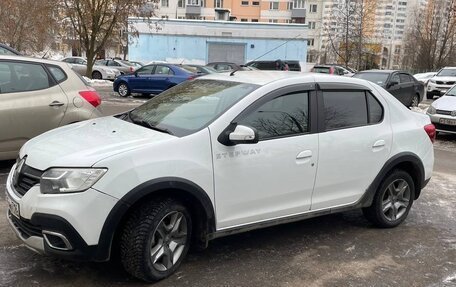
[82,76,113,87]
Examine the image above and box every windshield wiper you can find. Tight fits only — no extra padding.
[128,112,174,135]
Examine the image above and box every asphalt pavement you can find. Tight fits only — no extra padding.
[0,90,455,287]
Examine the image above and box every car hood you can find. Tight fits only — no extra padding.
[432,95,456,111]
[432,76,456,81]
[20,117,175,170]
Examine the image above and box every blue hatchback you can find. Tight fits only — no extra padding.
[113,64,197,97]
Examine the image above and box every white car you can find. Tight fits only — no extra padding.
[62,57,121,80]
[414,72,436,86]
[427,84,456,133]
[6,72,434,282]
[427,67,456,99]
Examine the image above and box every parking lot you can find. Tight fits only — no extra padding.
[0,88,455,287]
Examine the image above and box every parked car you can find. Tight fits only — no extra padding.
[245,60,303,71]
[414,72,436,86]
[353,70,424,107]
[6,71,434,283]
[62,57,121,80]
[0,55,102,160]
[206,62,257,72]
[311,64,354,76]
[181,64,218,74]
[0,44,21,56]
[427,84,456,134]
[427,67,456,99]
[113,63,198,97]
[130,61,145,68]
[95,59,136,75]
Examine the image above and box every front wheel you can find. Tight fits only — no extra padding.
[363,170,415,228]
[92,71,102,79]
[117,83,130,97]
[120,199,192,282]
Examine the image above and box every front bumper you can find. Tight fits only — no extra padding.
[427,113,456,134]
[5,163,118,261]
[427,82,452,96]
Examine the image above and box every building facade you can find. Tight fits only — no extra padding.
[128,18,308,66]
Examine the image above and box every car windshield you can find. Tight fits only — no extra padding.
[353,73,390,85]
[127,79,259,136]
[446,86,456,96]
[437,68,456,77]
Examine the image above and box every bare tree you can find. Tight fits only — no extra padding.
[62,0,155,77]
[402,0,456,71]
[0,0,58,53]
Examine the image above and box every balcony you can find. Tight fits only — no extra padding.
[291,8,306,18]
[185,5,201,15]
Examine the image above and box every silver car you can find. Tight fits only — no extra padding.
[427,84,456,134]
[0,55,102,160]
[95,59,136,75]
[62,57,121,80]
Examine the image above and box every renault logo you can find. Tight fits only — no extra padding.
[12,158,25,186]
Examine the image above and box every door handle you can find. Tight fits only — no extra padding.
[296,150,312,159]
[49,101,65,107]
[372,140,386,148]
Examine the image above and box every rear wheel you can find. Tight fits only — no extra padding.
[117,82,130,97]
[120,199,192,282]
[92,71,102,80]
[363,170,415,228]
[411,94,420,107]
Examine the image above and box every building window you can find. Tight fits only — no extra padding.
[241,18,248,21]
[161,0,169,7]
[308,21,316,29]
[270,1,279,10]
[187,0,200,5]
[287,1,293,10]
[214,0,223,8]
[309,4,317,13]
[293,0,305,9]
[251,19,259,22]
[178,0,185,7]
[252,1,260,5]
[308,38,314,46]
[286,19,293,23]
[241,0,249,5]
[269,19,278,23]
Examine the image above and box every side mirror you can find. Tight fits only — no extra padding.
[389,80,399,88]
[218,124,259,146]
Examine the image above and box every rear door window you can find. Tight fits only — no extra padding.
[46,65,67,83]
[154,65,172,75]
[323,90,368,130]
[0,61,51,94]
[399,74,411,83]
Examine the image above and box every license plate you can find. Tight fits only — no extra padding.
[440,118,456,126]
[6,193,20,218]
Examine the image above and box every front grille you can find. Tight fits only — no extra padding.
[434,123,456,132]
[9,212,43,239]
[436,81,455,85]
[436,110,453,116]
[13,164,43,196]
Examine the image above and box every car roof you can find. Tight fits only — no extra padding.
[197,71,373,87]
[441,67,456,69]
[0,55,71,65]
[357,69,405,74]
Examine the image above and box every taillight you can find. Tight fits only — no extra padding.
[188,75,196,80]
[424,124,436,143]
[79,90,101,108]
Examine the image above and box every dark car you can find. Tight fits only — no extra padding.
[245,60,302,71]
[353,70,424,107]
[113,64,197,97]
[0,44,21,56]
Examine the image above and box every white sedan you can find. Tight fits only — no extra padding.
[427,85,456,133]
[62,57,121,80]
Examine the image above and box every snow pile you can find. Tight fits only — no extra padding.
[82,76,113,87]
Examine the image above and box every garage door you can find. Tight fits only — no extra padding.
[207,43,245,65]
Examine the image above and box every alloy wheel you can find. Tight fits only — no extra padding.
[150,211,188,272]
[382,179,411,221]
[118,84,129,97]
[411,95,419,107]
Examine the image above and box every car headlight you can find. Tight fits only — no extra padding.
[40,168,107,194]
[429,79,436,84]
[427,105,437,115]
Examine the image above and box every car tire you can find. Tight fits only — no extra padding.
[411,94,420,107]
[92,71,102,80]
[362,169,415,228]
[426,93,434,100]
[117,82,130,97]
[120,198,192,282]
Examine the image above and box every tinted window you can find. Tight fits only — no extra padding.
[353,73,390,85]
[391,74,400,83]
[0,47,16,55]
[62,58,74,63]
[128,80,259,136]
[399,74,411,83]
[239,92,309,140]
[0,62,50,94]
[367,92,383,123]
[323,91,367,130]
[46,65,67,83]
[137,65,154,75]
